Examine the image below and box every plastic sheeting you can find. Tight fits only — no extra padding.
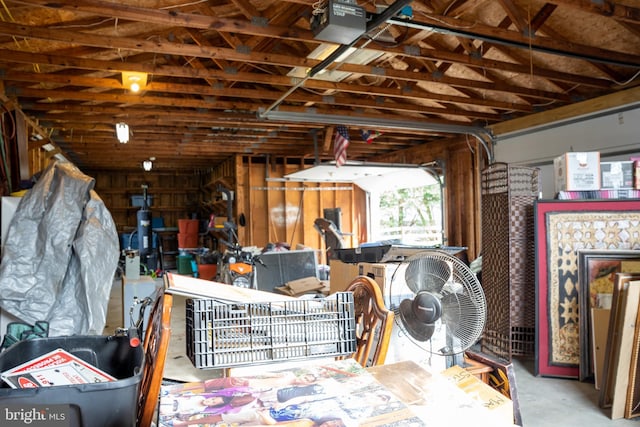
[0,160,120,336]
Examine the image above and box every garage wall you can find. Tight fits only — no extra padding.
[205,155,365,264]
[493,103,640,198]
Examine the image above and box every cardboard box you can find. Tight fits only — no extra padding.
[554,152,600,192]
[441,364,514,425]
[600,161,634,189]
[274,276,327,296]
[359,262,406,292]
[329,260,407,294]
[329,259,361,293]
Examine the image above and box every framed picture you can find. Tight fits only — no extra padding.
[599,273,640,415]
[534,199,640,378]
[577,249,640,382]
[625,278,640,419]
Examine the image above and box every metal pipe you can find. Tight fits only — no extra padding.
[387,17,640,69]
[260,110,495,163]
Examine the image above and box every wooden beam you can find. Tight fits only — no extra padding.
[0,60,548,113]
[497,0,531,34]
[545,0,640,24]
[530,3,558,34]
[11,0,313,41]
[14,0,640,65]
[7,84,503,121]
[15,113,31,180]
[416,12,640,67]
[0,19,589,102]
[323,126,334,154]
[489,85,640,136]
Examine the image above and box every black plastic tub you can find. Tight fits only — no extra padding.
[0,335,144,427]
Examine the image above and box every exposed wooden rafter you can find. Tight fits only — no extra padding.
[0,0,636,171]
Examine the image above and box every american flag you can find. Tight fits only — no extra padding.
[333,125,350,167]
[360,129,382,144]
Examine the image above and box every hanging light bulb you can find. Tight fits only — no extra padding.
[116,122,129,143]
[130,78,141,93]
[143,160,153,171]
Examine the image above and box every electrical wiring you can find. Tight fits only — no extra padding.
[50,18,115,30]
[312,0,328,16]
[161,0,209,9]
[611,69,640,87]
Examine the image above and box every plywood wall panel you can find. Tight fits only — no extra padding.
[239,157,252,245]
[213,156,363,253]
[247,161,268,247]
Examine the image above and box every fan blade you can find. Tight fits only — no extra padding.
[404,256,451,294]
[440,293,465,329]
[441,279,464,295]
[399,299,435,342]
[439,292,484,352]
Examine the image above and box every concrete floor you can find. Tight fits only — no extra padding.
[108,276,640,427]
[511,356,640,426]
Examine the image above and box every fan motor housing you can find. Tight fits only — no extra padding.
[414,291,442,323]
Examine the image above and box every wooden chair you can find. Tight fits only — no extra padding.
[342,275,395,367]
[137,290,173,427]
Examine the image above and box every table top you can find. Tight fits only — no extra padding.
[157,358,515,427]
[369,360,515,426]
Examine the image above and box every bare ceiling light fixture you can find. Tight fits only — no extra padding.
[143,156,155,171]
[122,71,147,93]
[116,122,129,144]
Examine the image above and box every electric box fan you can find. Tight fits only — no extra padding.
[386,250,487,366]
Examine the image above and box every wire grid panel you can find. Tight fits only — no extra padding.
[186,292,356,369]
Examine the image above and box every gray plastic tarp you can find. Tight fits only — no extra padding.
[0,160,120,335]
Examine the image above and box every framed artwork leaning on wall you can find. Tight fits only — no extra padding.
[534,199,640,379]
[577,250,640,383]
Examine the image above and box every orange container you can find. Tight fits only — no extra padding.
[197,264,217,281]
[177,233,198,249]
[178,219,199,235]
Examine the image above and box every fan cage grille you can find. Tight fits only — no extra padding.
[398,250,486,356]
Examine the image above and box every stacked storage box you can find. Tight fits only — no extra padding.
[177,219,199,249]
[0,335,144,426]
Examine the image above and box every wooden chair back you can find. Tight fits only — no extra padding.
[137,290,173,427]
[342,275,394,367]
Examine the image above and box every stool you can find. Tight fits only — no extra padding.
[464,355,494,384]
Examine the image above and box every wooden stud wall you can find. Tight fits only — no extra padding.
[88,169,202,232]
[205,156,364,262]
[22,139,481,262]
